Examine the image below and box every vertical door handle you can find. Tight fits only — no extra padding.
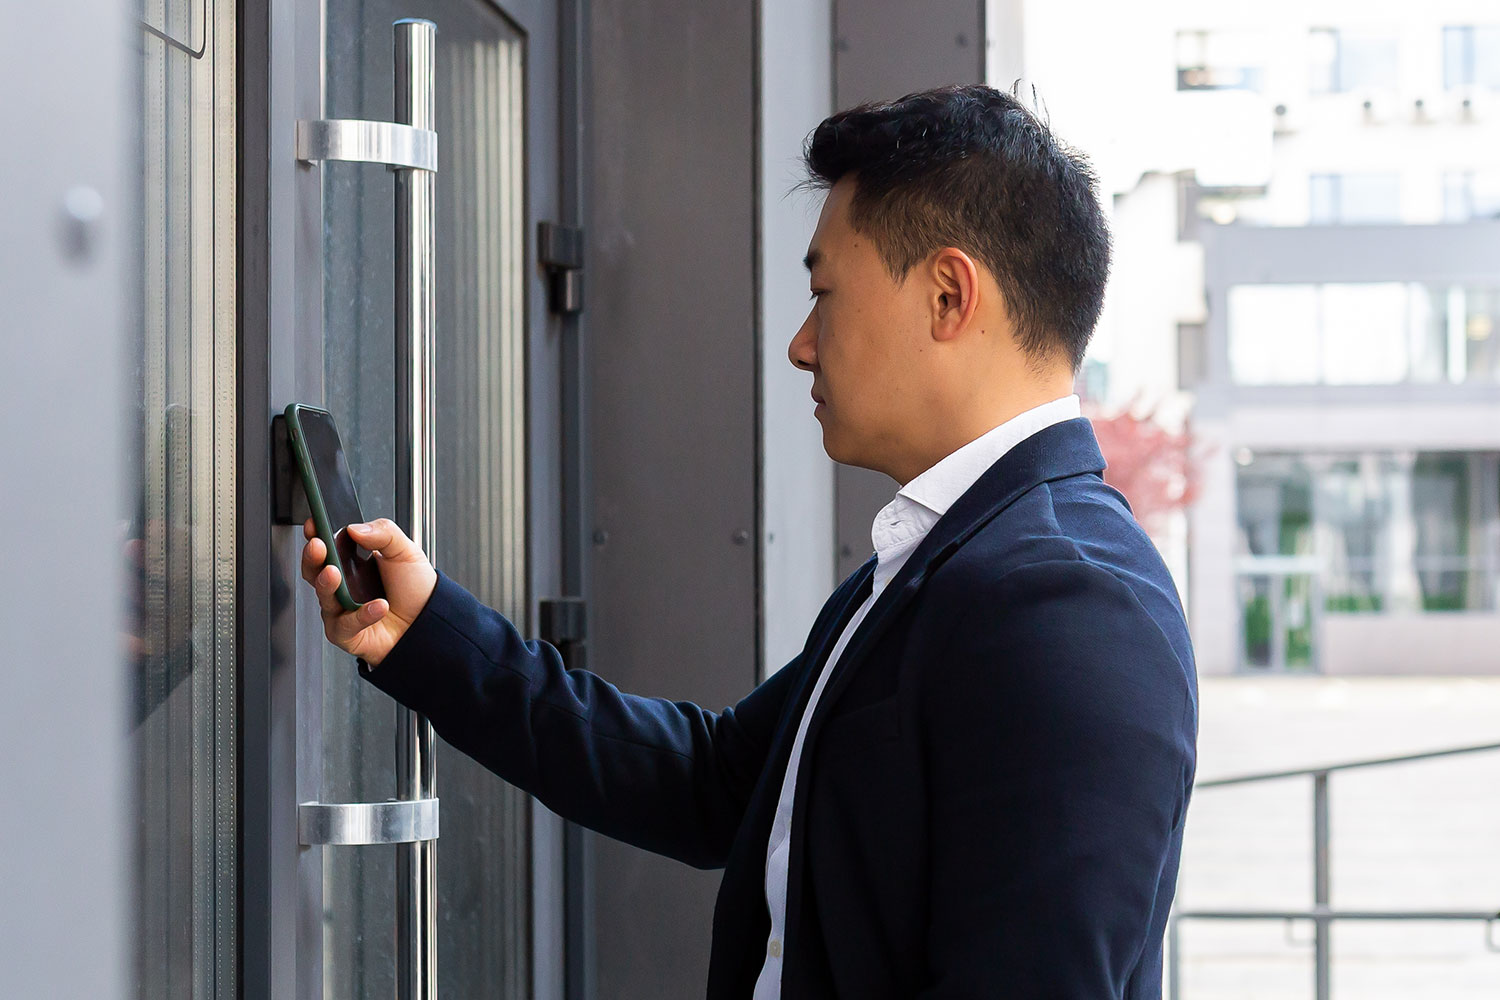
[392,19,439,1000]
[294,18,441,1000]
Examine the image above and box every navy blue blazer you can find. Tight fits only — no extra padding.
[364,417,1199,998]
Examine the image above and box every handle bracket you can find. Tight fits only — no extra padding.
[297,119,438,172]
[298,798,440,845]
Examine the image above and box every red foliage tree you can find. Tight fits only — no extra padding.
[1086,400,1204,533]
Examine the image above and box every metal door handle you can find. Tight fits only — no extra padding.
[298,19,440,999]
[298,799,440,845]
[296,119,437,172]
[393,20,439,1000]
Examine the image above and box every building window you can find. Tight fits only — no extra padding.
[1308,173,1402,224]
[1228,283,1500,386]
[1443,25,1500,89]
[1176,29,1263,91]
[1443,170,1500,221]
[1237,451,1500,617]
[1310,27,1399,94]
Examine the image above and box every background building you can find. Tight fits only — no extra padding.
[1011,0,1500,677]
[1002,4,1500,996]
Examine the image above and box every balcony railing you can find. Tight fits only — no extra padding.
[1169,741,1500,1000]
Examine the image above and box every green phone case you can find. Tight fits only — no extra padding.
[284,402,364,613]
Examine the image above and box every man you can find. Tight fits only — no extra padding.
[302,84,1197,998]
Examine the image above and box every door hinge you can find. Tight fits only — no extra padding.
[539,596,588,670]
[539,222,584,315]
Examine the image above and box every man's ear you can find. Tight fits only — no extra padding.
[929,248,981,342]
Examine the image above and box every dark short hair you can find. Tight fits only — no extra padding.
[803,84,1110,371]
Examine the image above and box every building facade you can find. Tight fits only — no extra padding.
[1015,0,1500,676]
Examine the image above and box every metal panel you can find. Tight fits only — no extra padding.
[830,0,986,579]
[0,2,129,997]
[835,464,897,581]
[244,0,332,993]
[833,0,985,108]
[586,0,759,995]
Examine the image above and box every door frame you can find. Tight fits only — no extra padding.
[238,0,576,995]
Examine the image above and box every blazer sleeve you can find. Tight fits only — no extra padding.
[361,572,799,869]
[916,559,1196,998]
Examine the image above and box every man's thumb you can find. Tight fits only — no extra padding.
[347,518,417,560]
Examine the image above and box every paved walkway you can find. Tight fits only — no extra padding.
[1173,677,1500,999]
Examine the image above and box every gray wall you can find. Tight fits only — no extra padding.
[583,0,987,994]
[0,1,129,997]
[586,2,760,995]
[831,0,988,580]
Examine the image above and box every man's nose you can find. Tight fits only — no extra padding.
[788,308,817,371]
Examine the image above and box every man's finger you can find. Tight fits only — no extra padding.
[327,598,389,647]
[304,518,316,540]
[346,518,421,562]
[301,536,328,586]
[312,563,348,619]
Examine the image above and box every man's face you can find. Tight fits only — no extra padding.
[789,177,932,474]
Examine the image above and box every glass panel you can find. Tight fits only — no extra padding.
[1444,26,1470,90]
[1229,283,1500,386]
[429,10,531,999]
[1228,285,1320,385]
[1478,27,1500,89]
[1445,25,1500,90]
[1308,174,1401,224]
[1336,30,1399,92]
[1458,287,1500,381]
[1308,173,1337,223]
[1238,452,1500,622]
[1239,575,1274,668]
[1320,282,1409,383]
[1175,29,1263,91]
[1309,27,1398,93]
[131,0,237,997]
[1236,454,1312,557]
[321,2,399,993]
[321,1,530,996]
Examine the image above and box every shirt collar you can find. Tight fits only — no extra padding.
[898,394,1082,518]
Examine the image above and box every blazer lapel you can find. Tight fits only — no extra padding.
[798,417,1109,751]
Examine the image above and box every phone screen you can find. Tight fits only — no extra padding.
[296,408,386,606]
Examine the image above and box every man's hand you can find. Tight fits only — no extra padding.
[300,517,438,667]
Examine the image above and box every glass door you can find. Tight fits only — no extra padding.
[299,1,541,995]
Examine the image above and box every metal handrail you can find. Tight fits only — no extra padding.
[1168,741,1500,1000]
[1196,740,1500,788]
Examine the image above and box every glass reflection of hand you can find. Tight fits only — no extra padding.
[124,533,149,664]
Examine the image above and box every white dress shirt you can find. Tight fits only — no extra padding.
[751,393,1081,1000]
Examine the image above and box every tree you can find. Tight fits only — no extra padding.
[1086,399,1204,533]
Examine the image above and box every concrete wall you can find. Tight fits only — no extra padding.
[1322,615,1500,675]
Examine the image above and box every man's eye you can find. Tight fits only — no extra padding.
[809,289,826,301]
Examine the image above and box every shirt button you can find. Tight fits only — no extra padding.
[768,939,783,958]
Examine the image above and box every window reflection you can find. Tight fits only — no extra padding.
[131,0,236,996]
[1229,283,1500,385]
[1237,451,1500,615]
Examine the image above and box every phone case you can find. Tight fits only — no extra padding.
[283,402,364,613]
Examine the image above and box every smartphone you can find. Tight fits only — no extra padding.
[283,403,386,613]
